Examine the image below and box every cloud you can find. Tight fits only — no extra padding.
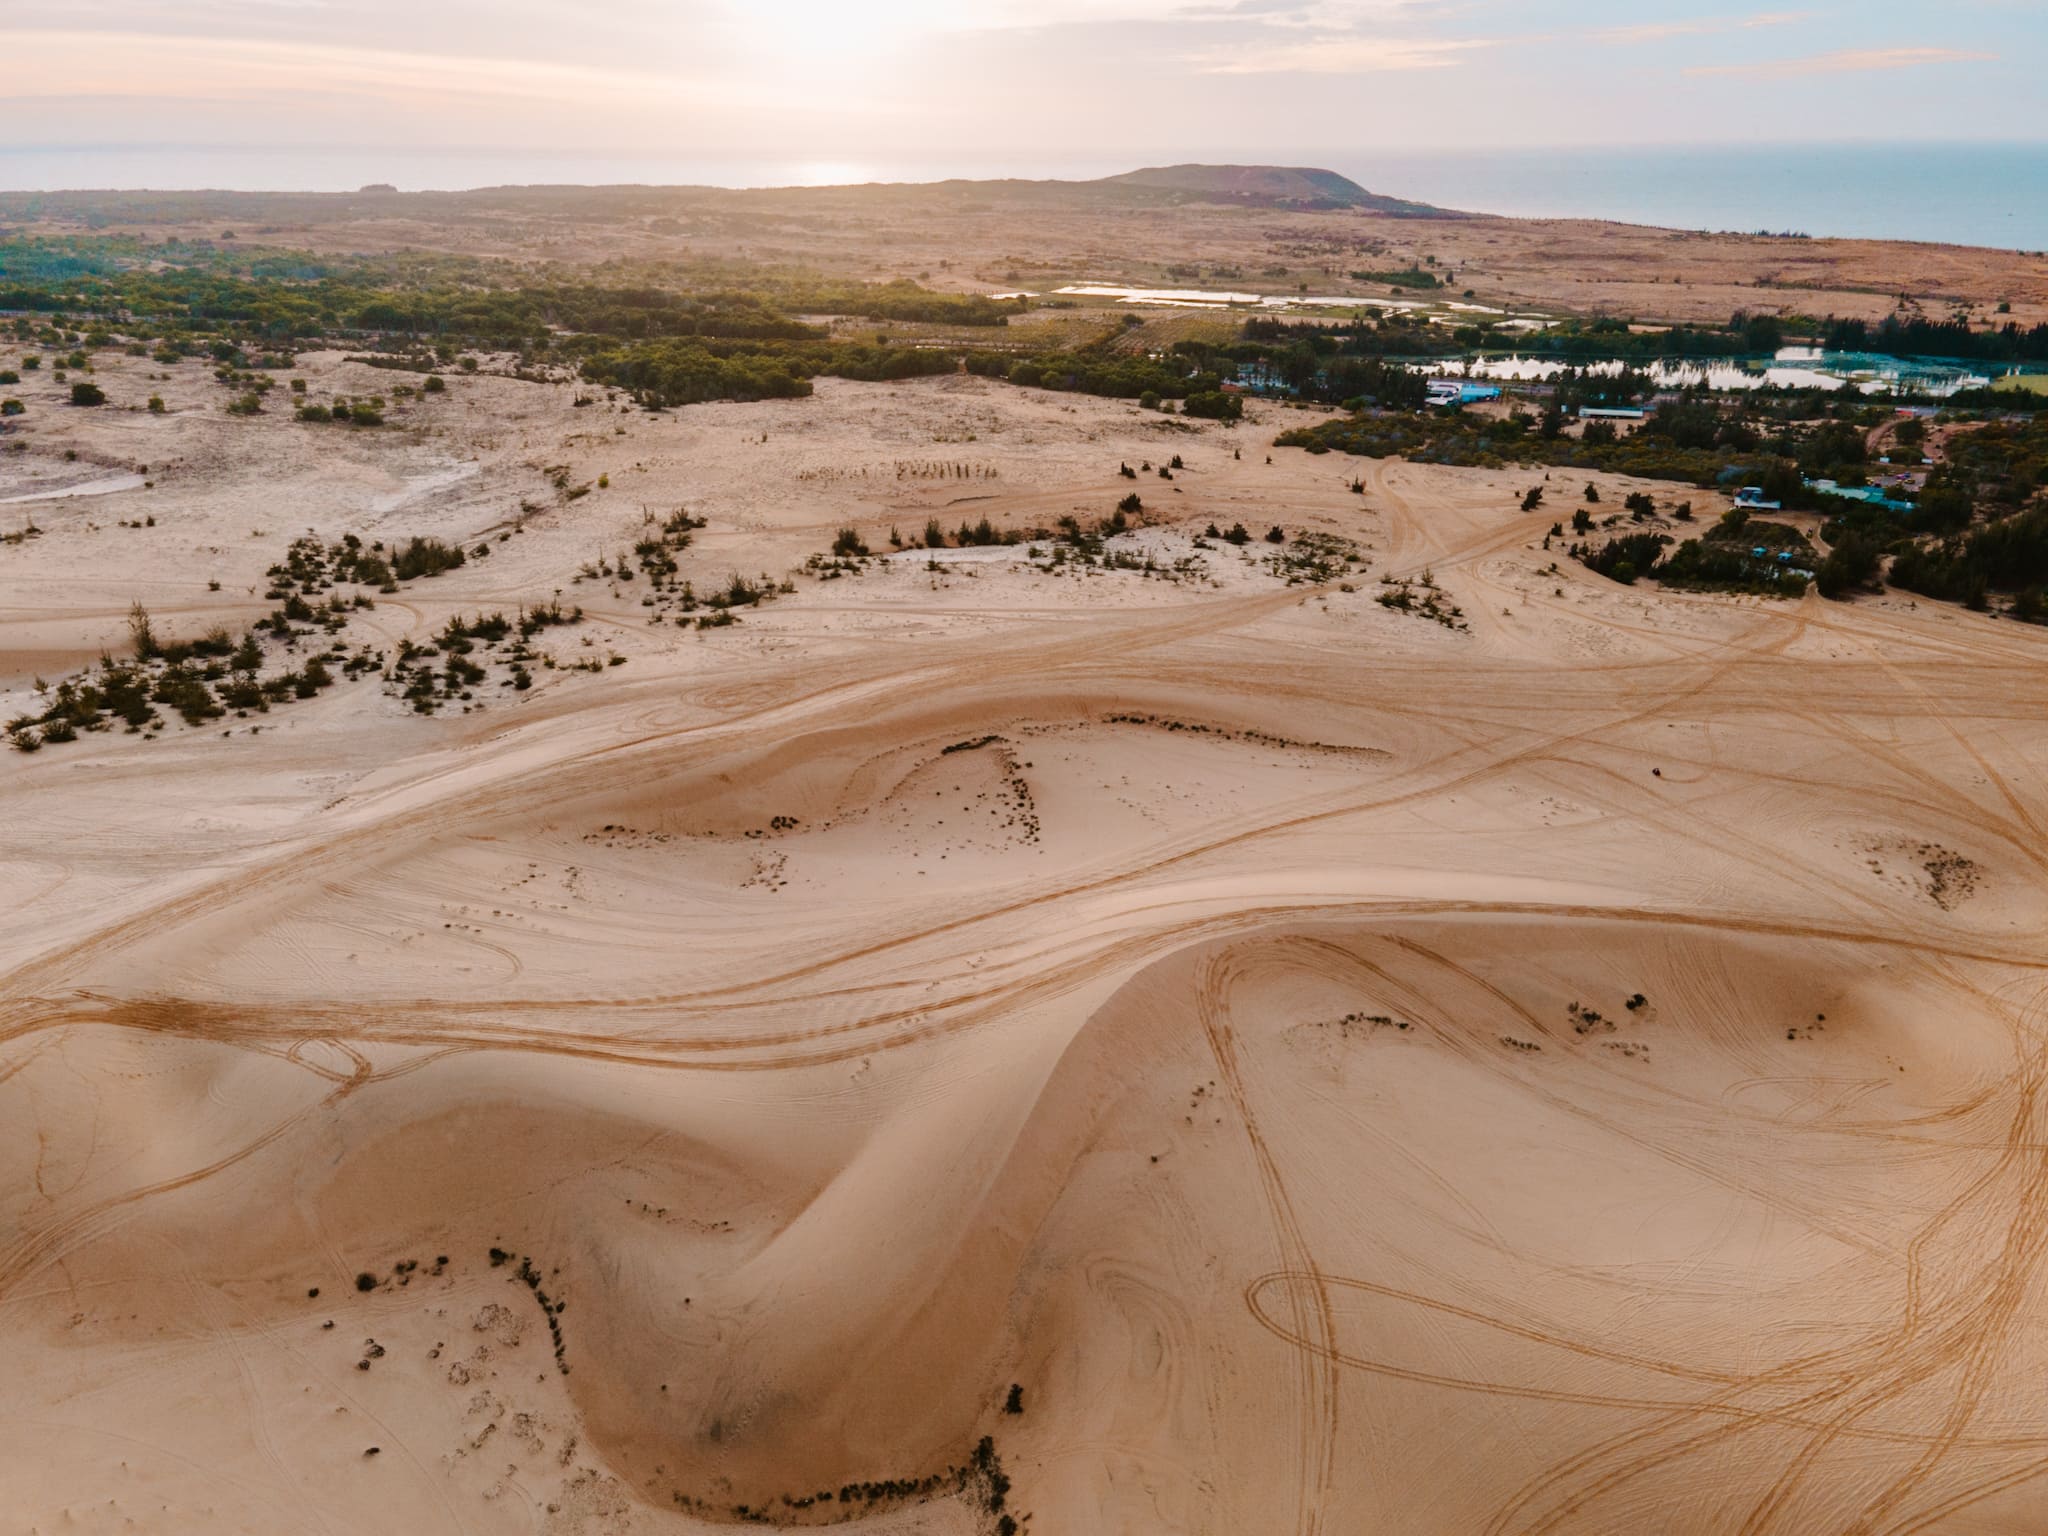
[1597,10,1811,44]
[1686,46,1995,78]
[1187,34,1492,73]
[1,27,837,118]
[1173,0,1448,25]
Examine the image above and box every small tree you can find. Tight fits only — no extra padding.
[128,601,158,659]
[1816,534,1881,600]
[70,381,106,407]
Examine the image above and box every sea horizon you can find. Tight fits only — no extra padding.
[3,140,2045,253]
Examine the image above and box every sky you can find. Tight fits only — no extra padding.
[2,1,2043,188]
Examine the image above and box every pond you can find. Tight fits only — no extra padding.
[1450,349,2032,399]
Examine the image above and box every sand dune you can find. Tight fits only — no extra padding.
[6,361,2048,1533]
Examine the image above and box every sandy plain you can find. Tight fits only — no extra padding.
[8,180,2046,332]
[5,344,2048,1536]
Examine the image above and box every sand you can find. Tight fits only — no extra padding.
[6,351,2048,1535]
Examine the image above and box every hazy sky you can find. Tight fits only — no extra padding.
[3,1,2042,185]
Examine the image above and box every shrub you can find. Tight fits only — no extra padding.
[0,370,15,384]
[70,381,106,407]
[147,394,166,413]
[1579,532,1668,584]
[128,601,158,659]
[1,399,22,417]
[1816,534,1881,599]
[831,526,869,557]
[391,537,466,580]
[1116,493,1142,515]
[423,374,446,393]
[1183,390,1242,421]
[296,404,332,422]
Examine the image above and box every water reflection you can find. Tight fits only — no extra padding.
[1452,348,2010,398]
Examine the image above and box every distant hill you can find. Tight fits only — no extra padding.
[1089,164,1444,215]
[0,162,1453,229]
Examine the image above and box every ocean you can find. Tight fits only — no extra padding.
[1335,143,2048,253]
[4,142,2045,253]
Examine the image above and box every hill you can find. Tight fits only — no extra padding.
[1090,162,1444,214]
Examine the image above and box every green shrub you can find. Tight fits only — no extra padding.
[70,381,106,406]
[1816,534,1881,599]
[1183,390,1242,421]
[392,537,465,580]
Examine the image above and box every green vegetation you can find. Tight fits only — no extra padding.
[1377,571,1467,629]
[583,337,957,407]
[1819,415,2048,616]
[1824,313,2048,365]
[965,346,1222,403]
[1277,388,1881,508]
[6,532,588,750]
[1351,267,1441,290]
[0,237,1012,348]
[1570,508,1813,598]
[390,536,465,580]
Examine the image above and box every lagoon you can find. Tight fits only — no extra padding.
[1450,349,2027,398]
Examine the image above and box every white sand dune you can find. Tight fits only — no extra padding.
[5,360,2048,1534]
